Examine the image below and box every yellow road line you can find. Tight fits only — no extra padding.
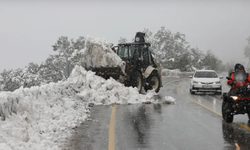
[180,89,183,94]
[223,80,228,87]
[109,104,116,150]
[188,97,222,116]
[237,123,250,130]
[223,81,226,87]
[188,97,250,131]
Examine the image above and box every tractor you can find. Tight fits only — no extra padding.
[92,32,163,93]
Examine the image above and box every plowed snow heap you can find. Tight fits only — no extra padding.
[78,37,126,79]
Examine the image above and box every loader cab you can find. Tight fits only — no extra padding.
[114,32,162,93]
[116,43,153,69]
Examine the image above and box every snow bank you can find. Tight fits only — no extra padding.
[79,37,126,74]
[163,96,176,104]
[0,66,160,150]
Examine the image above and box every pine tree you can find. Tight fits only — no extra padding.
[52,36,75,78]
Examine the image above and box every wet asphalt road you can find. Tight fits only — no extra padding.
[68,74,250,150]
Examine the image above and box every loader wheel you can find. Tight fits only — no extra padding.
[130,71,142,93]
[190,89,195,95]
[147,72,161,93]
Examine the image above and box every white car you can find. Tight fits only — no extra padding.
[189,70,223,94]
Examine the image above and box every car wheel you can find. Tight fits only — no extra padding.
[190,88,195,94]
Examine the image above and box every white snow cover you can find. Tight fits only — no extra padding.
[0,66,175,150]
[0,37,177,149]
[163,96,176,104]
[79,37,126,74]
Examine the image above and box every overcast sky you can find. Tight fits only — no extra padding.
[0,0,250,71]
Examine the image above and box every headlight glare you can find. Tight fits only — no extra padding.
[230,96,238,100]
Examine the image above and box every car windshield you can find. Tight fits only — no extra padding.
[194,71,218,78]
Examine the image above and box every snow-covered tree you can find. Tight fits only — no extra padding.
[118,37,127,44]
[152,27,190,70]
[140,27,224,71]
[189,47,205,70]
[0,68,24,91]
[52,36,86,78]
[71,36,85,51]
[22,62,42,88]
[52,36,75,78]
[143,28,154,44]
[202,50,222,70]
[39,55,65,83]
[176,51,190,71]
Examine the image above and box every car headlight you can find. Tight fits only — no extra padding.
[230,96,238,100]
[193,81,200,84]
[213,81,221,84]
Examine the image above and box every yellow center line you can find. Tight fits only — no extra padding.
[109,104,116,150]
[188,97,222,116]
[223,80,228,87]
[180,89,183,94]
[237,123,250,130]
[188,97,250,131]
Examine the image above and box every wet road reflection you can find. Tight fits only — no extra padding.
[69,76,250,150]
[153,103,162,114]
[130,105,151,146]
[115,103,165,149]
[213,98,217,111]
[222,121,250,150]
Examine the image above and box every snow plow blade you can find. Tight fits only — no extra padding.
[90,67,125,80]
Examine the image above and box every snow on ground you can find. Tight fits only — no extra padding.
[0,66,164,150]
[0,37,176,150]
[162,96,176,104]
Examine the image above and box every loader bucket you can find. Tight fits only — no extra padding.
[90,67,124,80]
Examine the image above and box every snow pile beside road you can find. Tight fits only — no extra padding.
[71,66,157,105]
[163,96,176,104]
[0,66,158,150]
[79,37,126,74]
